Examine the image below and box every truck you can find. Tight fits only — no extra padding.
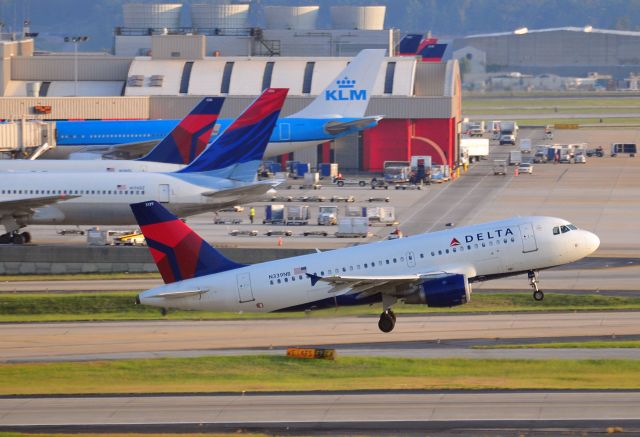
[489,120,502,140]
[508,150,522,166]
[493,159,507,175]
[409,155,432,184]
[383,160,411,184]
[317,206,338,226]
[335,217,369,238]
[86,228,132,246]
[460,138,489,162]
[113,230,146,246]
[611,143,637,156]
[499,121,518,145]
[519,138,532,154]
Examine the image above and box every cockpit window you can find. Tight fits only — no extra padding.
[568,224,578,230]
[553,226,560,235]
[561,225,570,233]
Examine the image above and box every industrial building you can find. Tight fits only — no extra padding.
[0,3,461,171]
[452,26,640,79]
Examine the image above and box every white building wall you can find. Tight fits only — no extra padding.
[228,60,266,95]
[269,60,306,94]
[125,58,184,95]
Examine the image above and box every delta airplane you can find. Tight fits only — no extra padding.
[47,49,386,160]
[0,96,223,173]
[131,201,600,333]
[0,88,288,244]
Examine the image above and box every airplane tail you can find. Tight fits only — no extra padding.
[130,201,245,284]
[177,88,288,182]
[289,49,386,119]
[397,34,447,62]
[137,97,224,165]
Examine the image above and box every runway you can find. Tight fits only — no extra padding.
[2,312,639,362]
[1,392,639,434]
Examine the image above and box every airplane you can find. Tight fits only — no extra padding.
[46,49,387,161]
[131,200,600,333]
[0,88,288,244]
[397,34,448,62]
[0,96,224,173]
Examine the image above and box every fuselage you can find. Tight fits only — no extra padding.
[49,117,364,159]
[139,216,600,312]
[0,172,265,226]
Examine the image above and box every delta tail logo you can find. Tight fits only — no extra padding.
[325,77,367,102]
[450,238,461,247]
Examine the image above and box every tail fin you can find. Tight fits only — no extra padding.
[137,97,224,165]
[397,34,447,62]
[289,49,386,119]
[130,200,244,284]
[177,88,288,182]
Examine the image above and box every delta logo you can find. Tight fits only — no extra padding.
[325,77,367,101]
[450,238,461,247]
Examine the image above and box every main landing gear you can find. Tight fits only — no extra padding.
[0,231,31,245]
[378,309,396,333]
[529,270,544,301]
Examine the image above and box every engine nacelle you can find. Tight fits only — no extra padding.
[404,273,470,307]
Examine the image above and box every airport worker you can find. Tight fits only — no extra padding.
[249,206,256,224]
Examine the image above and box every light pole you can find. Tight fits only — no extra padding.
[64,36,88,96]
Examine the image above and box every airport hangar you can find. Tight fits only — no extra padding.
[0,35,461,172]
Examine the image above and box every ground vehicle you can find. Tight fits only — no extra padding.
[533,152,547,163]
[317,206,338,225]
[574,154,586,163]
[611,143,637,156]
[460,139,489,162]
[114,231,146,246]
[333,177,367,187]
[383,161,411,183]
[518,163,533,174]
[500,134,516,145]
[493,159,507,175]
[509,150,522,165]
[87,228,132,246]
[519,138,532,154]
[370,178,389,189]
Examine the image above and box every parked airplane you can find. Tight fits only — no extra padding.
[47,49,386,161]
[0,97,224,173]
[131,201,600,332]
[0,88,288,244]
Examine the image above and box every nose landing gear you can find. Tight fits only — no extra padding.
[378,309,396,333]
[529,270,544,301]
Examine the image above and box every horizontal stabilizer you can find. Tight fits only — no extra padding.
[201,182,277,201]
[324,116,383,136]
[149,289,209,299]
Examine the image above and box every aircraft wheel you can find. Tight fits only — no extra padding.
[21,232,31,244]
[10,233,25,245]
[0,233,11,244]
[161,307,168,316]
[378,311,395,333]
[533,290,544,301]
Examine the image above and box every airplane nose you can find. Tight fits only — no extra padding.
[585,231,600,254]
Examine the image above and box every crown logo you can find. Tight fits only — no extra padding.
[336,77,356,89]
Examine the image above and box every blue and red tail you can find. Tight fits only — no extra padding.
[130,201,244,284]
[177,88,288,181]
[398,34,447,62]
[138,97,224,165]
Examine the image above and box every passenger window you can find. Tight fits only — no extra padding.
[460,246,464,251]
[277,279,281,284]
[386,260,390,264]
[481,243,486,247]
[452,248,456,253]
[299,275,303,280]
[284,277,288,283]
[321,271,324,276]
[270,280,274,285]
[553,226,560,235]
[342,267,346,272]
[438,250,442,255]
[364,263,368,268]
[420,253,424,258]
[445,249,449,254]
[291,276,295,281]
[393,258,397,263]
[349,266,353,271]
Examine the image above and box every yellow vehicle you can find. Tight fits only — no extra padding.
[114,231,146,246]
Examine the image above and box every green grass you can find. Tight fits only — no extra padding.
[498,117,640,125]
[475,340,640,349]
[0,356,639,394]
[463,97,640,109]
[1,292,640,322]
[0,272,160,281]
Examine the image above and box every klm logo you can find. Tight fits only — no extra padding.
[325,77,367,101]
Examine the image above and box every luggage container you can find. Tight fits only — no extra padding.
[286,205,310,225]
[263,204,285,225]
[319,163,338,179]
[344,205,366,217]
[335,217,369,238]
[367,206,397,226]
[317,205,338,225]
[294,162,310,178]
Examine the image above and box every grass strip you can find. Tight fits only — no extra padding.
[463,97,640,108]
[0,356,639,394]
[475,340,640,349]
[1,292,640,322]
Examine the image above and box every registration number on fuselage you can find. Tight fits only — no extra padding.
[268,272,291,280]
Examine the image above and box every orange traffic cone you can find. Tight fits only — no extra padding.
[277,237,283,247]
[514,167,519,177]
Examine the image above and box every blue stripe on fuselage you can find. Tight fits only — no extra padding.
[55,118,364,146]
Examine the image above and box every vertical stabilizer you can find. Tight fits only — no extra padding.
[138,97,224,164]
[289,49,386,119]
[130,201,245,284]
[177,88,288,181]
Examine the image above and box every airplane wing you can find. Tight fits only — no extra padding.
[307,272,449,298]
[201,182,279,202]
[324,116,383,136]
[0,194,80,217]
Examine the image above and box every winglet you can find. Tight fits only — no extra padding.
[306,272,322,287]
[130,200,245,284]
[138,96,224,165]
[289,49,386,119]
[177,88,288,182]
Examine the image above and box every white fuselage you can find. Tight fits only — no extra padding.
[139,216,600,312]
[0,159,183,173]
[0,172,261,227]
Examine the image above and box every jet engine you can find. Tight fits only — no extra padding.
[403,273,470,307]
